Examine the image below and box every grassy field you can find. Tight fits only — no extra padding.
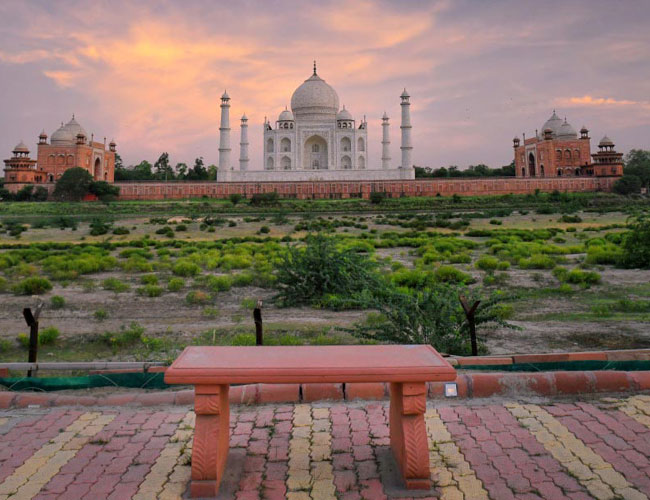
[1,193,649,364]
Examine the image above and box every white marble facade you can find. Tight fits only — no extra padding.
[217,63,414,182]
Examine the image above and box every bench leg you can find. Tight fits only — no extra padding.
[191,384,230,498]
[389,382,431,489]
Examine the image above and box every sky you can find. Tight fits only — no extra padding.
[1,0,649,171]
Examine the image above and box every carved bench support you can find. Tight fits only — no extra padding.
[389,382,431,489]
[190,384,230,498]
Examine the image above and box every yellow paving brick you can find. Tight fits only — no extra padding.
[311,444,331,461]
[153,412,196,499]
[311,461,333,480]
[425,409,488,500]
[506,403,647,500]
[287,492,312,500]
[0,412,114,500]
[312,408,329,420]
[312,431,331,445]
[292,426,311,438]
[311,478,336,499]
[287,470,312,490]
[289,455,311,470]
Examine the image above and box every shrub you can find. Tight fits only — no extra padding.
[94,308,108,321]
[566,269,601,286]
[137,284,163,297]
[102,277,130,293]
[518,254,555,269]
[613,175,642,195]
[230,333,256,345]
[175,224,188,232]
[489,219,502,225]
[434,265,473,284]
[560,214,582,223]
[241,298,257,309]
[250,192,279,206]
[141,274,158,285]
[173,259,201,277]
[39,326,60,345]
[206,275,232,292]
[619,216,650,269]
[89,218,112,236]
[186,290,211,304]
[475,255,499,273]
[167,277,185,291]
[101,322,145,348]
[369,192,386,204]
[259,226,270,234]
[112,227,130,235]
[497,260,510,270]
[229,193,243,205]
[50,295,66,309]
[0,338,11,353]
[13,276,53,295]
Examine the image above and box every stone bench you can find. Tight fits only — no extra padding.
[164,344,456,497]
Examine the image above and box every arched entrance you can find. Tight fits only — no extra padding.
[303,135,328,170]
[528,153,536,177]
[94,158,102,180]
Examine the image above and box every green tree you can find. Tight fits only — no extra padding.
[613,175,642,195]
[53,167,93,201]
[186,157,208,180]
[154,152,173,180]
[624,149,650,191]
[620,215,650,269]
[175,162,188,178]
[89,181,120,201]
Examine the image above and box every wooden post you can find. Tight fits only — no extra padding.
[459,295,480,357]
[253,300,263,346]
[22,300,44,378]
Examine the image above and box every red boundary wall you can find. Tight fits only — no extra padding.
[115,176,618,201]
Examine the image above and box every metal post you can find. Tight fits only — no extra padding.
[253,300,263,346]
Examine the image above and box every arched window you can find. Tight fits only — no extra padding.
[312,159,320,169]
[564,149,571,160]
[340,137,351,152]
[266,138,274,153]
[357,138,365,152]
[341,155,351,169]
[540,165,545,177]
[266,156,274,170]
[522,167,526,177]
[556,150,562,161]
[528,152,536,177]
[281,138,291,152]
[281,156,291,170]
[312,144,320,153]
[557,168,563,176]
[358,156,365,169]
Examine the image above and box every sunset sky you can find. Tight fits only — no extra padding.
[1,0,649,171]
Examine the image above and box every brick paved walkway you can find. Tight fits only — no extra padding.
[1,395,649,499]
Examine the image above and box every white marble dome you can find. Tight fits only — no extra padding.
[556,119,578,139]
[50,123,75,145]
[291,70,339,120]
[63,116,87,139]
[540,111,563,137]
[336,106,353,121]
[278,108,294,121]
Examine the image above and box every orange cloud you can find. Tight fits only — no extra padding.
[557,95,650,109]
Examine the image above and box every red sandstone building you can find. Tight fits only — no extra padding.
[3,116,116,194]
[513,111,623,178]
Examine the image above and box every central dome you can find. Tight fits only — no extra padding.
[290,69,339,121]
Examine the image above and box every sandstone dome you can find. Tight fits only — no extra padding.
[13,140,29,153]
[290,70,339,121]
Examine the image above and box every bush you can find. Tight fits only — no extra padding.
[137,284,163,297]
[230,333,256,345]
[13,276,53,295]
[206,275,233,292]
[141,274,158,285]
[613,175,642,195]
[0,338,12,353]
[112,227,130,235]
[101,322,145,348]
[566,269,601,286]
[475,255,499,273]
[519,254,555,269]
[175,224,188,232]
[39,326,60,345]
[560,214,582,223]
[434,265,473,284]
[102,277,130,293]
[186,290,211,304]
[259,226,270,234]
[50,295,66,309]
[173,259,201,277]
[229,193,243,205]
[369,192,386,204]
[619,216,650,269]
[167,277,185,291]
[274,234,379,307]
[250,192,279,206]
[89,218,112,236]
[94,309,108,321]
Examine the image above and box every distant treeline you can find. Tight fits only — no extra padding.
[415,162,515,178]
[115,153,217,181]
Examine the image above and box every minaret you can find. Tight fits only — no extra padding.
[381,112,391,169]
[239,114,249,171]
[400,89,412,169]
[218,90,231,171]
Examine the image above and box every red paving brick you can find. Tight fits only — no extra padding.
[0,395,649,498]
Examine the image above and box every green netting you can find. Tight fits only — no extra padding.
[460,360,650,372]
[0,372,170,392]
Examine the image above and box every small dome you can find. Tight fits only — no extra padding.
[50,123,75,145]
[336,105,353,121]
[63,115,87,139]
[401,88,410,98]
[599,135,614,147]
[580,125,589,133]
[221,90,230,100]
[13,140,29,153]
[241,113,248,121]
[290,68,339,120]
[513,136,520,141]
[382,111,389,120]
[557,119,578,139]
[278,108,294,121]
[540,110,563,138]
[109,138,116,146]
[39,130,47,138]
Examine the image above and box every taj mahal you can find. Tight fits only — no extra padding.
[216,62,415,182]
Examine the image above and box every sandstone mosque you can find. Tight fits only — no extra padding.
[216,62,415,182]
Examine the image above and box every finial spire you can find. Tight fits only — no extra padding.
[313,60,317,75]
